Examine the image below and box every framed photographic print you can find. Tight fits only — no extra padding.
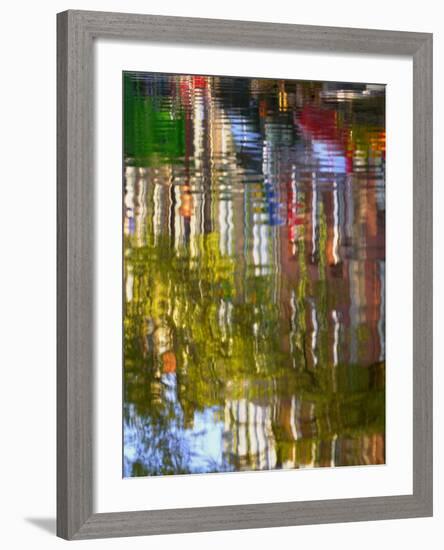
[57,10,433,540]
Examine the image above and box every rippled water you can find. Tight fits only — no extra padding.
[123,72,385,477]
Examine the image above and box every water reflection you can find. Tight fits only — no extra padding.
[123,72,385,477]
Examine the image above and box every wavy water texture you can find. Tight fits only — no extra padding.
[123,73,386,477]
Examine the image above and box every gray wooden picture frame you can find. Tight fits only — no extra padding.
[57,9,433,540]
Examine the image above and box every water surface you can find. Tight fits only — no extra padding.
[123,73,385,477]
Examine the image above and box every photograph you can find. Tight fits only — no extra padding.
[123,71,386,477]
[0,2,436,545]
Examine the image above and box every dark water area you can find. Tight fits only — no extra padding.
[123,72,385,477]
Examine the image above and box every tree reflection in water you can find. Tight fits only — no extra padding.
[123,73,386,477]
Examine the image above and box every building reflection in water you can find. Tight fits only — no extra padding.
[123,72,386,477]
